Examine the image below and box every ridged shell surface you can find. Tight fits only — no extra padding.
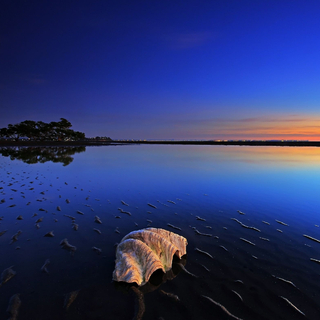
[113,228,187,286]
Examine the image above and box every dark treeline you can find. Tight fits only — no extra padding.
[0,146,86,166]
[0,118,85,141]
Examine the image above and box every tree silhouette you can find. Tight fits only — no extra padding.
[0,118,86,141]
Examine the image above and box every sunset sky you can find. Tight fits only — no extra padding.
[1,0,320,140]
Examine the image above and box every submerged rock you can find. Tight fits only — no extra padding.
[41,259,50,274]
[94,216,102,224]
[44,231,54,237]
[0,266,16,287]
[10,231,22,244]
[60,238,77,255]
[6,293,21,320]
[0,229,7,237]
[92,246,102,254]
[64,290,79,310]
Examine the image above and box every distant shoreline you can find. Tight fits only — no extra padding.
[1,140,320,147]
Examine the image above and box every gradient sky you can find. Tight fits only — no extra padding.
[1,0,320,140]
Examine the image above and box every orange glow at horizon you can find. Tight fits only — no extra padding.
[199,115,320,141]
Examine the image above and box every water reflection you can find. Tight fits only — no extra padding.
[114,255,186,320]
[1,145,320,319]
[0,146,86,166]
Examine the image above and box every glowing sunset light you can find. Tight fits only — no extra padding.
[1,1,320,140]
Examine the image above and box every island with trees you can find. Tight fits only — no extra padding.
[0,118,112,146]
[0,118,85,142]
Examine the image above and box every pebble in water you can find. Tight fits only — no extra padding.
[16,215,23,220]
[231,218,261,232]
[202,295,243,320]
[64,290,79,310]
[310,258,320,264]
[147,203,157,209]
[201,264,210,272]
[280,296,305,316]
[64,214,76,221]
[41,259,50,274]
[196,216,206,221]
[234,280,244,284]
[0,266,16,287]
[195,248,213,259]
[194,228,212,237]
[176,263,198,278]
[92,246,102,254]
[0,230,8,237]
[303,234,320,243]
[66,199,70,203]
[231,290,243,302]
[272,275,296,288]
[60,239,77,255]
[240,238,255,246]
[10,231,22,244]
[76,210,84,215]
[35,217,43,223]
[118,208,131,216]
[160,290,180,302]
[94,216,102,224]
[6,293,21,320]
[72,223,79,231]
[167,223,181,231]
[44,231,54,237]
[57,206,61,211]
[275,220,288,226]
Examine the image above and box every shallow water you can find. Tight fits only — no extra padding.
[0,145,320,319]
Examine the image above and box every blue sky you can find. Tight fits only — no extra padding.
[1,0,320,139]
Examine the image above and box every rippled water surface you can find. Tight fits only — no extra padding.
[1,145,320,320]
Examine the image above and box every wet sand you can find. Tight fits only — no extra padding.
[0,148,320,320]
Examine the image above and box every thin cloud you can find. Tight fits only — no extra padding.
[19,74,46,85]
[165,31,213,49]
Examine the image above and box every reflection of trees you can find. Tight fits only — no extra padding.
[0,146,86,166]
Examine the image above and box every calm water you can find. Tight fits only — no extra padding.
[0,145,320,320]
